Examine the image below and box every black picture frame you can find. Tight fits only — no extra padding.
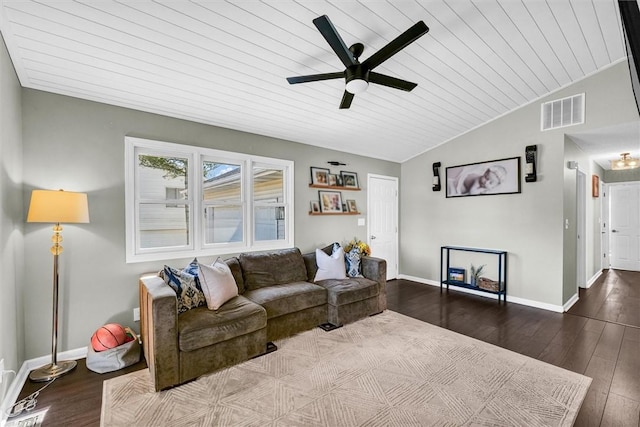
[340,171,359,188]
[310,167,330,186]
[318,190,343,213]
[445,157,521,198]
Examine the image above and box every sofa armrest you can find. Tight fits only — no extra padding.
[139,275,180,391]
[361,256,387,312]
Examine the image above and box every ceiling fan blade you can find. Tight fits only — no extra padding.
[362,21,429,71]
[339,91,354,109]
[369,72,417,91]
[286,72,344,84]
[313,15,357,68]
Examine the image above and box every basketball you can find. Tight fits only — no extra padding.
[91,323,127,352]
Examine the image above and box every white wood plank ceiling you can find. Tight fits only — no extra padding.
[0,0,628,163]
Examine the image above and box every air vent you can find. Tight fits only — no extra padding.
[541,93,585,131]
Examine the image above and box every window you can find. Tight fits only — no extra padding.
[125,137,294,262]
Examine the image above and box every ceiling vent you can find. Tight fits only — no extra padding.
[541,93,585,131]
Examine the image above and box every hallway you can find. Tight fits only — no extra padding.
[568,269,640,328]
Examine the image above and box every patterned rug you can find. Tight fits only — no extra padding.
[101,311,590,426]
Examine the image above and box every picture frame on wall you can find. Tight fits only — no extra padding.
[445,157,521,198]
[310,167,330,186]
[318,190,343,213]
[328,174,338,186]
[310,200,320,213]
[340,171,359,188]
[347,199,357,212]
[592,175,600,197]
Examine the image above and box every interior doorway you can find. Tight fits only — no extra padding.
[367,174,398,280]
[608,182,640,271]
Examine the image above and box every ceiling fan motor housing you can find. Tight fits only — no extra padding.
[345,65,370,94]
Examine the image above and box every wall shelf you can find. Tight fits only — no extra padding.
[440,246,508,303]
[309,184,361,191]
[309,211,360,216]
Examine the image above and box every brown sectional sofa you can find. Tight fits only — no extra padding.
[139,246,387,391]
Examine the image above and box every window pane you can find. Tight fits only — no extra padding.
[138,155,188,200]
[139,203,189,248]
[255,206,286,241]
[204,205,243,244]
[254,167,283,203]
[203,161,241,202]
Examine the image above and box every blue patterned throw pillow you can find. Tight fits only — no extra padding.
[345,247,363,278]
[162,265,206,313]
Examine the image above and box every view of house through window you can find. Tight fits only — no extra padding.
[125,137,294,263]
[138,154,191,249]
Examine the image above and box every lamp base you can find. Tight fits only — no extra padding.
[29,360,77,382]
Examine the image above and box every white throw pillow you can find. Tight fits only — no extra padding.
[314,247,347,281]
[197,259,238,311]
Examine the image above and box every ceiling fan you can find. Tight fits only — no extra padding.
[286,15,429,109]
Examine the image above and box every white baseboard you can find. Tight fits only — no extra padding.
[585,270,603,289]
[563,293,579,312]
[1,347,87,427]
[397,274,565,313]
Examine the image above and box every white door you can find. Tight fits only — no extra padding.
[367,174,398,280]
[609,182,640,271]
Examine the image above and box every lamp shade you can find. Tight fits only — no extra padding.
[27,190,90,224]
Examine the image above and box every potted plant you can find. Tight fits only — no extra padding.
[470,264,485,287]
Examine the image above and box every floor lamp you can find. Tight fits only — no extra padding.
[27,189,90,382]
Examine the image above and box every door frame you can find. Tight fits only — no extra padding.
[601,181,609,270]
[367,173,399,279]
[576,169,586,289]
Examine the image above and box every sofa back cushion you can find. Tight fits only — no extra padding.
[224,257,245,294]
[239,248,308,290]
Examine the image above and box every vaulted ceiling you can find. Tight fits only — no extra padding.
[0,0,632,163]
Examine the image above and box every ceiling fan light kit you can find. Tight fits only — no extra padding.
[611,152,640,170]
[286,15,429,108]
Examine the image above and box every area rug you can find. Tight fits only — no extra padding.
[101,311,591,426]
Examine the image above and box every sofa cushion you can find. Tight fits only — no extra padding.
[239,248,308,290]
[198,260,238,311]
[225,257,245,294]
[177,295,266,352]
[316,277,379,306]
[243,282,327,319]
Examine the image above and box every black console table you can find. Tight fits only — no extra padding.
[440,246,508,303]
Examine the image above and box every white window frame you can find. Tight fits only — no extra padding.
[125,137,294,263]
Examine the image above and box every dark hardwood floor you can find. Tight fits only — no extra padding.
[10,269,640,426]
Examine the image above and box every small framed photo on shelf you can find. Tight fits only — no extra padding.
[340,171,359,188]
[328,174,338,186]
[448,267,466,284]
[318,190,343,213]
[310,167,330,186]
[310,200,320,213]
[346,199,357,212]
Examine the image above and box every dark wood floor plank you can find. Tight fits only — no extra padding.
[599,392,640,427]
[609,338,640,402]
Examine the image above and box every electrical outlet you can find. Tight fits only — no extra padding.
[133,307,140,322]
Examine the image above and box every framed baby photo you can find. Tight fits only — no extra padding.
[340,171,359,188]
[318,190,343,213]
[310,167,330,186]
[445,157,521,198]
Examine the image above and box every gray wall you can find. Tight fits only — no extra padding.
[400,61,637,308]
[0,34,23,378]
[21,89,400,359]
[604,168,640,182]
